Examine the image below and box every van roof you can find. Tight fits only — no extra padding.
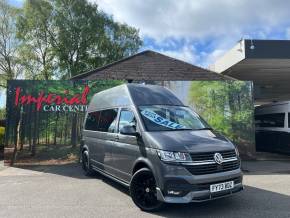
[87,83,184,112]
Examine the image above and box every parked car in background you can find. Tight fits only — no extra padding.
[255,101,290,154]
[80,84,243,211]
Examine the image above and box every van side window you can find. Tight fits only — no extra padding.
[85,111,101,131]
[85,109,118,132]
[255,113,285,128]
[118,109,136,132]
[98,109,118,133]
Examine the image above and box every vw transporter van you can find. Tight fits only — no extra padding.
[81,84,243,211]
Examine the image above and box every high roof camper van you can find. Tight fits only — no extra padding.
[80,84,243,211]
[255,101,290,154]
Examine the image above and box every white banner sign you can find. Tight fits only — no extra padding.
[141,109,185,129]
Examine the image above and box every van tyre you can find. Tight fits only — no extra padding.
[81,150,95,176]
[130,168,164,211]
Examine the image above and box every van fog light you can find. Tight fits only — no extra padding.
[167,190,182,196]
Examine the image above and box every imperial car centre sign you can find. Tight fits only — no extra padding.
[14,85,90,112]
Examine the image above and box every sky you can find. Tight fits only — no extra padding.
[8,0,290,66]
[92,0,290,67]
[2,0,290,108]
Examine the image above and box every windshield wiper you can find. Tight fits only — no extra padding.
[176,128,193,131]
[162,127,213,131]
[196,127,213,130]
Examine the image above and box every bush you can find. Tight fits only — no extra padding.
[0,127,5,146]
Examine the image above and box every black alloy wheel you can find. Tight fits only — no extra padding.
[130,168,164,211]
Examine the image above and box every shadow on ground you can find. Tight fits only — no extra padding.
[151,186,290,217]
[15,163,130,194]
[15,163,91,179]
[12,163,290,217]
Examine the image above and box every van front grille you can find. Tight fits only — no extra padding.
[186,160,240,175]
[190,150,236,161]
[186,150,239,175]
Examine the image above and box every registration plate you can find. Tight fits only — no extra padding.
[210,181,234,193]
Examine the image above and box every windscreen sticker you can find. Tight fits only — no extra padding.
[141,109,185,129]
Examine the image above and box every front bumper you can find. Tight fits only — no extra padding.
[156,178,243,203]
[147,148,244,203]
[153,160,244,203]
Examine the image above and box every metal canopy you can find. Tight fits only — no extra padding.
[210,40,290,104]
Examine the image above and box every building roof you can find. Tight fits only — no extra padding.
[72,50,233,81]
[210,39,290,104]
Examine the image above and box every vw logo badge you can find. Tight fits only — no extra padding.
[214,153,223,165]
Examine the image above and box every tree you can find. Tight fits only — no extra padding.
[188,81,255,148]
[50,0,142,78]
[16,0,55,80]
[0,0,21,88]
[14,0,142,80]
[47,0,142,146]
[99,19,142,66]
[4,0,142,153]
[0,0,23,164]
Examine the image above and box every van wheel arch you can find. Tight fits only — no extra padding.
[132,161,152,175]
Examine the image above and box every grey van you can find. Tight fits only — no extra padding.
[81,84,243,211]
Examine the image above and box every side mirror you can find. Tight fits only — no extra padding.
[120,125,139,136]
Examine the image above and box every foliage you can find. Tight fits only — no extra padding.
[0,108,5,120]
[37,0,142,79]
[189,81,254,145]
[0,0,143,83]
[0,0,22,88]
[0,127,4,145]
[16,0,54,80]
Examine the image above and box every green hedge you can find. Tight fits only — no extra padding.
[0,127,4,145]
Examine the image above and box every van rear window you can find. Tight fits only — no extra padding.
[255,113,285,128]
[85,109,118,132]
[85,111,101,131]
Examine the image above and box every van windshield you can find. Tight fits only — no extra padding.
[139,105,210,131]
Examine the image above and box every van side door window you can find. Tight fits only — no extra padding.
[98,109,119,133]
[118,109,136,132]
[85,109,118,132]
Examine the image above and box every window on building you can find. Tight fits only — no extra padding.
[118,109,136,132]
[255,113,285,128]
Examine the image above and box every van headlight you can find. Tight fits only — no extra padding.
[156,150,192,162]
